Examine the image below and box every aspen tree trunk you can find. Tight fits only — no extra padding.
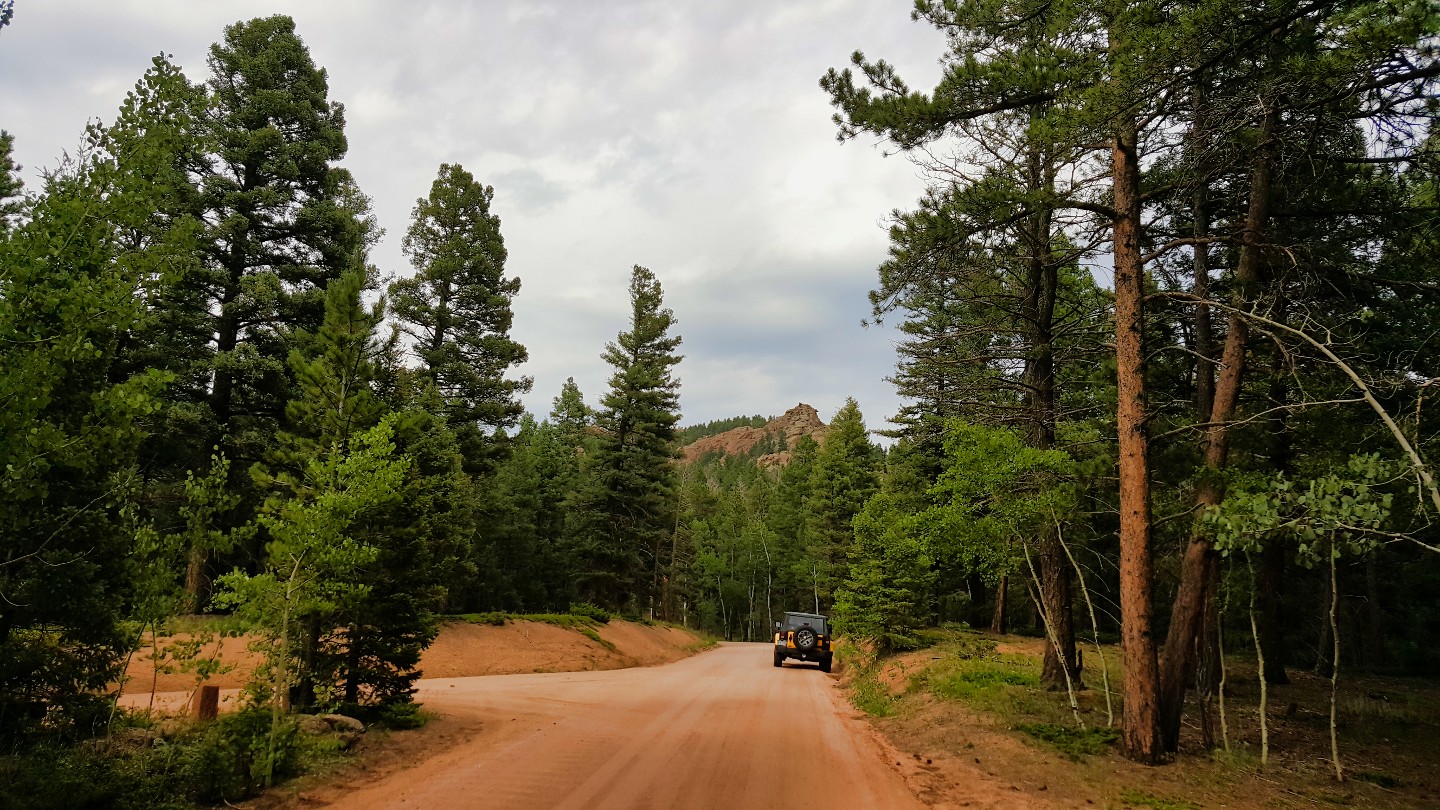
[1112,112,1163,764]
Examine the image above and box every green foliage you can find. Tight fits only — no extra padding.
[569,602,612,623]
[833,488,936,651]
[390,162,530,470]
[0,130,23,234]
[1116,789,1202,810]
[1016,722,1119,759]
[456,612,508,626]
[0,124,173,743]
[1353,771,1402,789]
[0,708,301,809]
[849,670,900,718]
[216,417,409,715]
[804,399,880,608]
[575,265,683,611]
[677,415,768,445]
[921,422,1077,582]
[1205,454,1396,564]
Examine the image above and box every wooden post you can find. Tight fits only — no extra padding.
[192,684,219,721]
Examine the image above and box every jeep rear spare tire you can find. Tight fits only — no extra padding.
[794,627,818,652]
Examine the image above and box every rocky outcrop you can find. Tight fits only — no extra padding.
[681,403,827,467]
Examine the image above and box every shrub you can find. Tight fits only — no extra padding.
[0,708,301,810]
[456,612,507,626]
[186,708,300,803]
[568,603,612,623]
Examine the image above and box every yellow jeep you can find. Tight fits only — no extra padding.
[773,612,833,672]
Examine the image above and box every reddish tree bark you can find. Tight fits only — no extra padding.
[1113,113,1163,765]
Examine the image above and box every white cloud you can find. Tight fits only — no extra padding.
[0,0,945,432]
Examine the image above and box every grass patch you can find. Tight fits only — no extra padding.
[455,611,508,626]
[1118,788,1203,810]
[576,625,617,651]
[1353,771,1402,789]
[927,657,1041,704]
[1015,722,1118,759]
[568,602,611,623]
[851,671,898,717]
[0,708,312,810]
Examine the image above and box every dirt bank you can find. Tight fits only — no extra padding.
[120,618,706,696]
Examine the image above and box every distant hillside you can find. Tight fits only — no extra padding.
[677,415,769,445]
[679,403,828,467]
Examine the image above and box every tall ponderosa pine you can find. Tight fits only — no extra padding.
[391,163,531,472]
[804,399,880,612]
[578,266,683,612]
[198,15,371,452]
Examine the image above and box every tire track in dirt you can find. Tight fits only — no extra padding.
[322,643,928,809]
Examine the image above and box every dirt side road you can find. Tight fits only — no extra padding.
[316,643,928,810]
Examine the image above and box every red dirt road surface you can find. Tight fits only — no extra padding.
[325,642,926,809]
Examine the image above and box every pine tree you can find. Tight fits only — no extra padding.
[197,15,372,452]
[804,399,879,612]
[0,138,171,741]
[768,434,819,609]
[0,130,23,235]
[282,266,386,457]
[390,163,531,471]
[578,266,683,612]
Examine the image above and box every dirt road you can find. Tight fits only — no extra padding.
[326,642,926,809]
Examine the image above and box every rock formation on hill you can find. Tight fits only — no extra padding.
[681,403,828,467]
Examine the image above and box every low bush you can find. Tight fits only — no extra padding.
[568,603,612,623]
[0,708,301,810]
[455,612,507,626]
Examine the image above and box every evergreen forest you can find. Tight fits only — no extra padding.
[1,1,1439,805]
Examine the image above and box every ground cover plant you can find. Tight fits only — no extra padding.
[845,625,1440,809]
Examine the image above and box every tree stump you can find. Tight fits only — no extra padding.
[191,684,219,721]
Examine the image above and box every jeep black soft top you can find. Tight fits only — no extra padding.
[773,611,833,672]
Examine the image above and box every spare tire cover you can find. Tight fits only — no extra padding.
[794,627,818,651]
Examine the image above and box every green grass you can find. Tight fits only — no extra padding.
[1015,722,1118,759]
[850,671,898,717]
[576,626,617,651]
[454,611,508,626]
[1353,771,1402,789]
[1117,788,1203,810]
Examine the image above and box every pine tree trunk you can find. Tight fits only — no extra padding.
[1196,558,1223,748]
[1040,530,1083,690]
[991,574,1008,634]
[185,544,210,615]
[1257,538,1291,684]
[344,626,362,705]
[1158,102,1278,753]
[1113,112,1163,765]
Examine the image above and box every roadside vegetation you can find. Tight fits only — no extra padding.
[843,625,1440,808]
[1,0,1437,807]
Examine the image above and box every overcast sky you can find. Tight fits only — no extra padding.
[0,1,947,432]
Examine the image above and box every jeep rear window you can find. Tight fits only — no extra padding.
[786,616,826,634]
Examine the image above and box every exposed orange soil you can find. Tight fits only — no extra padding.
[120,618,704,696]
